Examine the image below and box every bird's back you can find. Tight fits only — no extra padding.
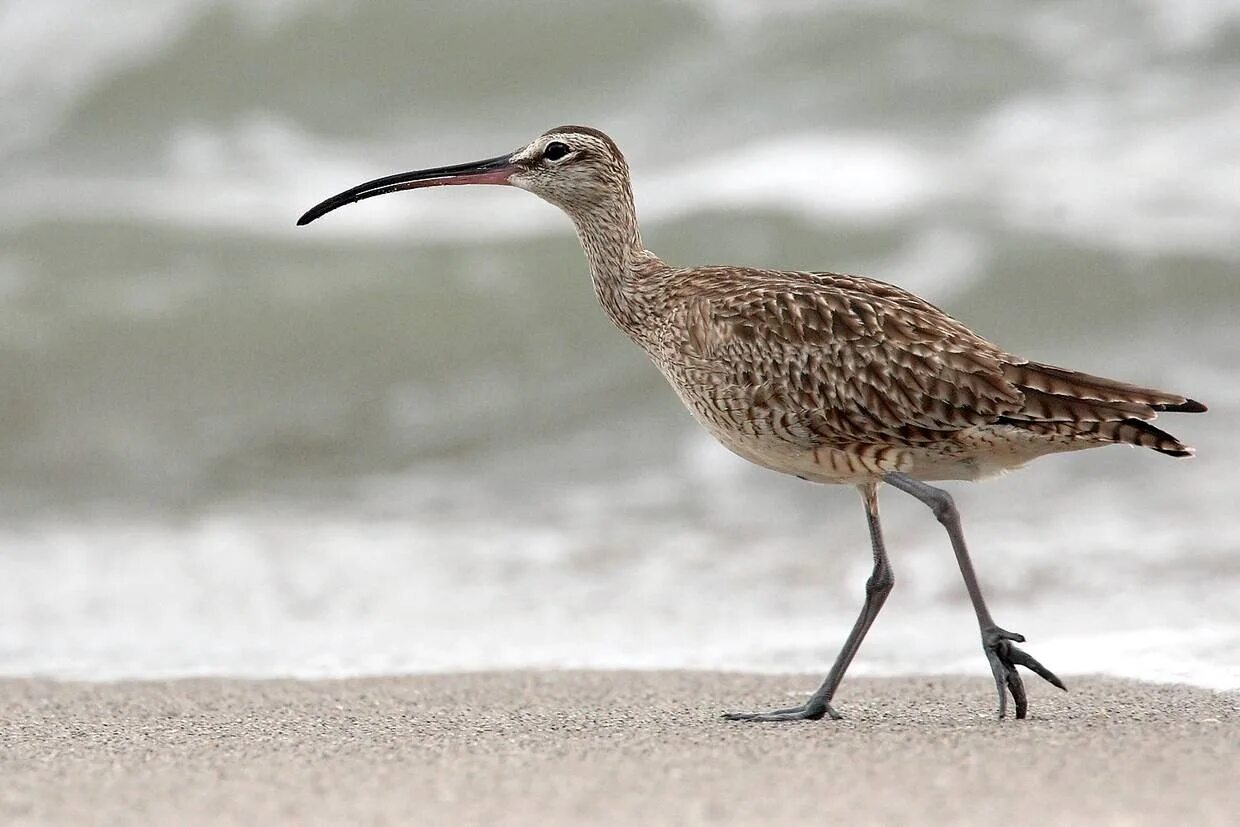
[629,266,1204,482]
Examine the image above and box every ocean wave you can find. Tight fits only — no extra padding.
[4,0,1240,260]
[5,110,1240,264]
[0,0,323,155]
[1,475,1235,687]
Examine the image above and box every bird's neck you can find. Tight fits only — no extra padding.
[567,196,659,336]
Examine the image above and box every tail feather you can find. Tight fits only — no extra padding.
[996,416,1196,457]
[1093,418,1195,457]
[1003,361,1206,414]
[1008,387,1151,423]
[997,360,1204,457]
[1153,398,1208,413]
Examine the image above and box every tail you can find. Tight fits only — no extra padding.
[997,361,1207,456]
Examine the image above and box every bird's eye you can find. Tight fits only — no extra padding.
[543,141,571,161]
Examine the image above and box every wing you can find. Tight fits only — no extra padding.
[675,269,1022,445]
[673,268,1202,448]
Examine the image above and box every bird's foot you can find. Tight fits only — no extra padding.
[723,698,842,723]
[983,625,1066,720]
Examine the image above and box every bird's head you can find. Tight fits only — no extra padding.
[297,125,630,226]
[508,126,631,212]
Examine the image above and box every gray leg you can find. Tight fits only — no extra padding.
[725,483,894,722]
[883,471,1065,719]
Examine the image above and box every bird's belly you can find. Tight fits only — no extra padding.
[696,426,916,485]
[732,435,880,484]
[654,362,1085,484]
[691,416,1071,486]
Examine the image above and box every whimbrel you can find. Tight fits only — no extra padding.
[298,126,1206,722]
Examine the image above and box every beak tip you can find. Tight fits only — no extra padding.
[296,206,325,226]
[297,152,514,229]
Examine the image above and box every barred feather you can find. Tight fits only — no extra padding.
[662,267,1204,465]
[1003,362,1205,415]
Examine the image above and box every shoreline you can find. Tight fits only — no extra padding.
[3,671,1238,825]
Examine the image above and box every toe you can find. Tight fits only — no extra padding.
[724,709,809,722]
[1003,643,1067,691]
[984,648,1010,719]
[723,701,839,722]
[984,625,1026,645]
[1005,663,1028,719]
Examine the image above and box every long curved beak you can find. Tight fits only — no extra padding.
[297,153,517,226]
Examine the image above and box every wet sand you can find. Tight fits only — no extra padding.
[2,672,1237,826]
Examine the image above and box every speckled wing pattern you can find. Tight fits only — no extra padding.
[671,268,1201,456]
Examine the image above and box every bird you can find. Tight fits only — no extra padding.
[298,125,1206,722]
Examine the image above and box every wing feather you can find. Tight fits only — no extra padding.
[677,270,1025,444]
[668,267,1203,454]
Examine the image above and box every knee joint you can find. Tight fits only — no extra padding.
[866,567,895,595]
[928,490,956,524]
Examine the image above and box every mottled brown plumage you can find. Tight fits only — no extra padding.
[497,128,1204,486]
[651,267,1203,481]
[298,125,1206,724]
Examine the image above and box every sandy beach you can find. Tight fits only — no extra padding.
[1,671,1236,826]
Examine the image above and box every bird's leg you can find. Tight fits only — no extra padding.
[725,483,893,722]
[882,472,1066,719]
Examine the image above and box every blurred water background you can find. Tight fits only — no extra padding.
[1,0,1238,688]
